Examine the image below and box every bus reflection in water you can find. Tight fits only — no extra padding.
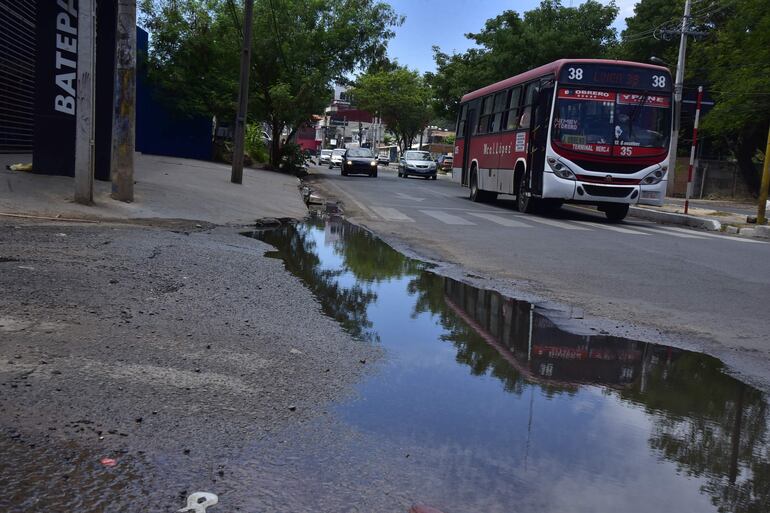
[443,277,677,391]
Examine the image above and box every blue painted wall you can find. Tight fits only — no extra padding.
[136,27,212,161]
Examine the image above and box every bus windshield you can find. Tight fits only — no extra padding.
[551,88,671,158]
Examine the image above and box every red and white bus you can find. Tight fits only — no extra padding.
[452,59,673,221]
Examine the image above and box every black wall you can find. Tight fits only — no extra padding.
[33,0,116,180]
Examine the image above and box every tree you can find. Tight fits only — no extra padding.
[140,0,402,168]
[352,67,432,153]
[694,0,770,193]
[426,1,619,121]
[139,0,240,123]
[617,0,770,194]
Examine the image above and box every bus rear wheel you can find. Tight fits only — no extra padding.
[603,204,629,222]
[470,169,497,203]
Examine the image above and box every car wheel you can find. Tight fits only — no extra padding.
[372,171,378,178]
[604,204,629,222]
[341,168,348,176]
[431,175,437,180]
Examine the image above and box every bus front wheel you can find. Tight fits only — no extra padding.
[603,204,629,222]
[516,171,537,213]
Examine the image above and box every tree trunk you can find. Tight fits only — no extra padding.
[270,121,283,169]
[733,126,765,196]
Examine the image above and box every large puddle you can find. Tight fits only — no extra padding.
[247,217,770,513]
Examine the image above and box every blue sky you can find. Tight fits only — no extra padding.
[385,0,638,73]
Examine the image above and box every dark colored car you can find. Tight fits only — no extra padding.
[436,154,453,172]
[342,148,378,177]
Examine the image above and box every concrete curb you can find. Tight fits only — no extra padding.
[754,225,770,240]
[629,206,722,231]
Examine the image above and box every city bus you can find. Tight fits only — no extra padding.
[452,59,673,221]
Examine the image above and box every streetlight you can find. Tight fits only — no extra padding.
[650,56,671,67]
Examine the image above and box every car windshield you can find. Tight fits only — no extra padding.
[347,148,374,158]
[551,88,671,157]
[405,151,431,161]
[321,150,332,155]
[332,149,346,156]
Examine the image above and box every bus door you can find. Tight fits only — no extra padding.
[527,78,555,195]
[461,100,479,187]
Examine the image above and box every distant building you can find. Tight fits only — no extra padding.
[315,84,384,150]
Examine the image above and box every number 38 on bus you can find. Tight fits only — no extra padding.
[452,59,673,221]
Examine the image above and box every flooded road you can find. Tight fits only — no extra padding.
[246,218,770,513]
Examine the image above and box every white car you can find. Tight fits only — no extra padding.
[319,149,333,165]
[329,148,346,168]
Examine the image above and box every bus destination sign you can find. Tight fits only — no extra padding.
[558,63,673,93]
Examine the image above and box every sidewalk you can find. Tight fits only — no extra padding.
[0,153,307,225]
[630,196,770,239]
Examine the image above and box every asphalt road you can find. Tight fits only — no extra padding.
[309,163,770,390]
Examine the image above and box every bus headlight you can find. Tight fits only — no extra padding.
[641,167,666,185]
[547,157,575,181]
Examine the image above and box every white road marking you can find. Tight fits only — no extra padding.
[370,206,415,222]
[394,192,425,202]
[522,216,590,230]
[420,210,476,225]
[570,221,650,235]
[322,180,381,220]
[658,225,767,244]
[466,212,532,227]
[631,225,708,239]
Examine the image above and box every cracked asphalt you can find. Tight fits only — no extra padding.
[0,219,381,512]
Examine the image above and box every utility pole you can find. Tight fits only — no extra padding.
[112,0,137,202]
[757,125,770,225]
[75,0,95,204]
[660,0,708,196]
[231,0,255,184]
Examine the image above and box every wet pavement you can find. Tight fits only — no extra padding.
[244,218,770,513]
[2,218,769,512]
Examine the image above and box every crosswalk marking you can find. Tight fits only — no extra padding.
[466,212,532,227]
[370,206,415,222]
[521,216,590,230]
[631,225,707,239]
[420,210,476,225]
[394,192,425,202]
[570,220,649,235]
[657,225,767,244]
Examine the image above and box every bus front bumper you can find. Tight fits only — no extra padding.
[543,172,667,206]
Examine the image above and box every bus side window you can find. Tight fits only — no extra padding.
[518,83,538,130]
[490,92,507,132]
[505,87,522,130]
[457,104,467,138]
[477,96,493,134]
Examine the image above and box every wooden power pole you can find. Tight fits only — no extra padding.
[111,0,137,201]
[231,0,255,184]
[74,0,96,204]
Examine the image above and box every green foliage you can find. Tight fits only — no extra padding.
[614,0,683,63]
[426,0,619,120]
[139,0,239,121]
[617,0,770,192]
[277,142,307,174]
[353,67,432,153]
[244,123,269,163]
[139,0,402,167]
